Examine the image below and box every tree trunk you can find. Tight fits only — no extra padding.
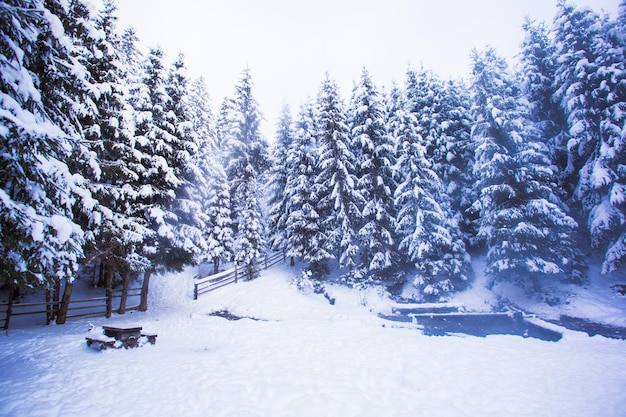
[97,258,106,287]
[52,280,60,322]
[213,257,220,275]
[290,256,295,267]
[104,262,114,318]
[45,288,52,325]
[55,280,74,325]
[4,281,16,330]
[139,270,151,312]
[118,271,130,314]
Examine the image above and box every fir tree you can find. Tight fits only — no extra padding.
[267,105,294,255]
[284,101,330,272]
[0,0,87,290]
[220,69,269,277]
[188,77,233,273]
[391,85,470,297]
[315,74,362,271]
[78,0,151,281]
[470,47,581,290]
[348,68,398,281]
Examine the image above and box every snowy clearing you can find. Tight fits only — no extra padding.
[1,265,626,417]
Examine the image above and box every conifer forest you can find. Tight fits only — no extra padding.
[1,0,626,302]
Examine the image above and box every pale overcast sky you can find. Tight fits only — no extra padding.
[106,0,621,139]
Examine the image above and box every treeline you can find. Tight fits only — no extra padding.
[1,0,624,303]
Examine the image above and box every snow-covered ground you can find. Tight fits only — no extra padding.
[1,264,626,417]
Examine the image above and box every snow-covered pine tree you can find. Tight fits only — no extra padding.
[470,47,581,291]
[578,3,626,274]
[594,0,626,273]
[77,0,151,285]
[390,84,470,298]
[283,101,331,273]
[267,105,294,256]
[188,76,233,274]
[164,54,210,263]
[520,18,570,182]
[0,0,87,291]
[219,69,269,278]
[132,47,196,276]
[348,68,399,282]
[315,74,362,271]
[552,3,604,198]
[437,80,477,245]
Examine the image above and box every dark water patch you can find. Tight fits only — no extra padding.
[208,310,262,321]
[549,315,626,340]
[380,310,562,342]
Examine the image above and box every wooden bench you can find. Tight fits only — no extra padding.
[141,332,157,345]
[85,335,117,350]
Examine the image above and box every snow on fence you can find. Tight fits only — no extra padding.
[0,287,142,331]
[194,251,285,300]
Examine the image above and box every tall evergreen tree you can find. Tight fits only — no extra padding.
[132,47,195,275]
[315,74,362,271]
[188,77,233,274]
[283,101,330,272]
[78,0,150,282]
[391,85,470,297]
[0,0,87,290]
[348,68,398,280]
[470,47,581,290]
[219,69,269,277]
[267,105,294,255]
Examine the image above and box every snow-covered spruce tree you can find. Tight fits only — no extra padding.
[470,47,581,291]
[77,1,151,294]
[520,18,570,182]
[188,76,233,274]
[0,0,88,292]
[406,68,476,247]
[315,74,362,272]
[267,105,294,258]
[164,54,210,262]
[553,2,626,274]
[437,80,477,245]
[390,85,470,298]
[552,3,604,199]
[283,101,331,272]
[219,69,269,278]
[131,47,199,286]
[348,68,399,283]
[592,0,626,273]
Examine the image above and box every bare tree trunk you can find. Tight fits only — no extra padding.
[139,270,151,312]
[104,262,113,318]
[118,271,130,314]
[213,257,220,275]
[45,288,52,324]
[55,280,73,325]
[4,281,16,330]
[52,280,60,322]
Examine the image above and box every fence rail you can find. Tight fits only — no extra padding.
[1,287,143,330]
[194,251,285,299]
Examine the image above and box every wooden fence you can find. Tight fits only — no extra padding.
[0,287,142,331]
[194,251,285,299]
